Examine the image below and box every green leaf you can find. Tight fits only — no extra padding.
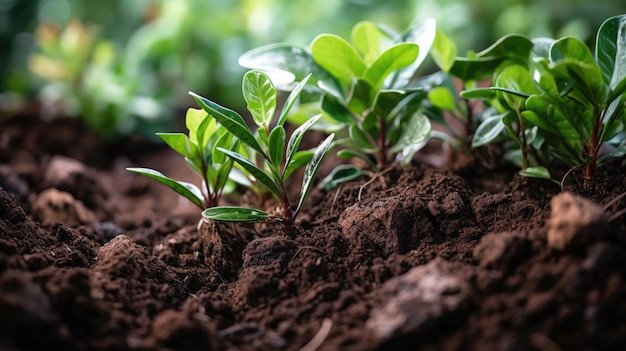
[349,124,377,151]
[238,43,338,91]
[284,114,322,177]
[321,164,367,191]
[347,79,374,115]
[202,206,273,223]
[321,93,355,123]
[126,168,204,209]
[459,88,497,100]
[268,125,286,167]
[519,166,554,180]
[389,18,437,88]
[190,91,265,156]
[389,112,431,153]
[216,148,280,195]
[185,107,211,144]
[471,113,506,147]
[277,74,312,127]
[283,150,314,180]
[296,134,334,214]
[596,15,626,90]
[337,149,376,168]
[311,34,366,86]
[494,65,538,110]
[243,70,277,127]
[157,133,195,159]
[428,86,457,111]
[450,34,533,80]
[431,29,457,73]
[550,37,595,65]
[364,43,419,90]
[351,21,381,63]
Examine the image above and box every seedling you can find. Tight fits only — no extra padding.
[127,107,239,208]
[191,71,334,237]
[239,20,436,185]
[461,15,626,187]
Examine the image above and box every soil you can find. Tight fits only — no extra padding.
[2,113,626,351]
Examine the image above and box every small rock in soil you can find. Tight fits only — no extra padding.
[242,236,297,269]
[44,155,108,209]
[0,270,57,348]
[366,257,473,342]
[145,308,221,350]
[32,188,98,226]
[547,192,608,252]
[338,195,432,257]
[473,231,530,271]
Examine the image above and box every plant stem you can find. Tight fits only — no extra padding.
[279,195,294,237]
[377,118,388,169]
[514,109,530,170]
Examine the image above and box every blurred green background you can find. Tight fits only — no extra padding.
[1,0,624,139]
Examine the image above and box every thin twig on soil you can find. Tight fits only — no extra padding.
[298,318,333,351]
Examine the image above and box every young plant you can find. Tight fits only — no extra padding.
[426,30,535,150]
[127,107,238,209]
[462,15,626,187]
[239,20,436,180]
[191,71,334,237]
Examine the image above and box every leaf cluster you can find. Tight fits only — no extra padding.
[192,71,334,236]
[459,15,626,186]
[239,20,438,184]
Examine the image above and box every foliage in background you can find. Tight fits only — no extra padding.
[460,15,626,187]
[240,20,435,175]
[2,0,625,138]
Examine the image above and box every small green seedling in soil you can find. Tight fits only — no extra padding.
[127,107,239,209]
[462,15,626,187]
[191,71,334,237]
[239,20,436,186]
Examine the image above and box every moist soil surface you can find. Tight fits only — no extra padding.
[2,114,626,351]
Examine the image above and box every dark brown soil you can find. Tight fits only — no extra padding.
[2,114,626,350]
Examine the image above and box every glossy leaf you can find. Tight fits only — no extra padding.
[596,15,626,90]
[283,150,314,180]
[311,34,366,86]
[494,65,537,110]
[450,34,533,80]
[322,93,354,123]
[389,18,436,88]
[202,206,272,223]
[297,134,334,214]
[351,21,381,63]
[217,148,280,195]
[238,43,333,88]
[157,133,195,159]
[277,74,312,127]
[337,149,376,168]
[185,108,211,144]
[389,112,431,153]
[268,125,286,167]
[459,88,497,100]
[471,113,506,147]
[428,86,457,111]
[519,166,553,180]
[349,124,377,151]
[431,29,457,73]
[364,43,419,90]
[126,168,204,209]
[190,92,264,156]
[284,114,323,176]
[321,164,367,191]
[243,70,277,127]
